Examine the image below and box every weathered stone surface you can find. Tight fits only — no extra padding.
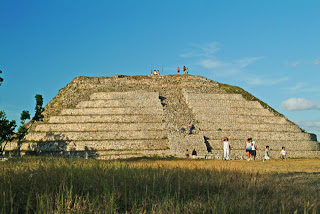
[35,123,165,132]
[77,99,162,108]
[91,91,159,100]
[61,107,163,115]
[49,115,164,123]
[188,100,263,109]
[193,107,273,116]
[199,122,301,132]
[196,114,288,124]
[202,130,312,141]
[168,133,207,157]
[7,75,317,160]
[25,131,168,141]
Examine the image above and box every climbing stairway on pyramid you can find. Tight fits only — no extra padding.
[20,91,171,159]
[4,74,319,159]
[184,91,320,159]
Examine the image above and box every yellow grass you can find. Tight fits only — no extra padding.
[129,158,320,174]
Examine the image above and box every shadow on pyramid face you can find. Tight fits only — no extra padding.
[25,132,99,159]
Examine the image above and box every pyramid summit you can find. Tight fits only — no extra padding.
[6,75,320,159]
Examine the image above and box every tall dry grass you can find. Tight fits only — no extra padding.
[0,157,319,213]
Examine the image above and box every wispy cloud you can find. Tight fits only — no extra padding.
[285,59,320,67]
[285,60,302,67]
[297,120,320,131]
[285,82,320,93]
[249,77,289,86]
[180,42,220,58]
[179,42,289,86]
[280,98,320,111]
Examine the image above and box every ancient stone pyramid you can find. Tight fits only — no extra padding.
[6,75,320,159]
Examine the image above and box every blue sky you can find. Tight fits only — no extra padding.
[1,0,320,139]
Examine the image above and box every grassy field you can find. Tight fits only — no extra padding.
[0,157,319,213]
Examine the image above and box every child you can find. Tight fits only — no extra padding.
[280,147,287,161]
[222,137,231,160]
[185,149,190,158]
[264,145,270,162]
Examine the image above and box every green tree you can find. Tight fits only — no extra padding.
[0,95,44,156]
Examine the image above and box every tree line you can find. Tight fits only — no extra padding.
[0,70,44,156]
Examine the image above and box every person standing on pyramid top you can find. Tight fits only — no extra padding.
[177,67,180,74]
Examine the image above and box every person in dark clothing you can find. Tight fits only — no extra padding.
[192,149,197,158]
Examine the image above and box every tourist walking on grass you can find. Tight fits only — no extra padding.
[245,138,252,161]
[192,149,197,159]
[222,137,231,160]
[264,145,270,162]
[280,147,287,161]
[250,138,257,160]
[185,149,190,158]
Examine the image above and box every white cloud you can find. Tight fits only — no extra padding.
[285,82,320,93]
[198,59,226,69]
[297,120,320,131]
[285,60,302,67]
[179,42,290,86]
[285,59,320,66]
[249,77,289,86]
[280,98,320,111]
[180,42,219,58]
[234,57,264,68]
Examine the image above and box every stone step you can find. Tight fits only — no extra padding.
[97,149,172,160]
[25,131,168,141]
[199,123,301,132]
[61,107,164,115]
[77,99,162,108]
[49,115,164,123]
[193,107,273,116]
[168,134,208,156]
[202,130,313,141]
[196,114,288,124]
[185,93,244,101]
[35,123,166,132]
[97,149,171,157]
[187,100,263,109]
[206,140,320,151]
[6,139,170,152]
[91,92,159,100]
[205,150,320,160]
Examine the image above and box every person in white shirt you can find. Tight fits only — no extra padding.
[264,145,270,162]
[222,137,231,160]
[280,147,288,161]
[250,139,257,160]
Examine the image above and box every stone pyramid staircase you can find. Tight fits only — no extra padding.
[19,91,171,159]
[4,75,319,159]
[184,92,319,159]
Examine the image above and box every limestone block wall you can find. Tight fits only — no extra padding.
[168,134,207,157]
[7,91,171,159]
[185,92,320,159]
